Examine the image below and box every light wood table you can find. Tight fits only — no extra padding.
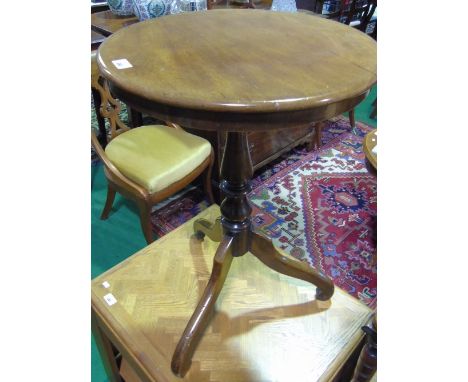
[97,9,376,376]
[92,205,373,382]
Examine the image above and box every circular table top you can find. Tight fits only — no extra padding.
[97,9,376,130]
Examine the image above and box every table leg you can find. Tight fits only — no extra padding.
[249,231,334,300]
[171,235,234,377]
[193,217,222,242]
[349,108,356,129]
[92,309,122,382]
[127,107,143,128]
[174,131,334,376]
[313,121,324,150]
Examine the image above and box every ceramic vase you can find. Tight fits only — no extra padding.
[270,0,297,12]
[107,0,135,16]
[169,0,207,14]
[132,0,172,20]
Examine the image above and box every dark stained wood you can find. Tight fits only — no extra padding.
[349,108,356,129]
[219,132,253,257]
[96,10,376,376]
[311,121,324,150]
[250,231,335,300]
[316,0,377,33]
[91,10,138,37]
[184,124,319,203]
[247,127,315,168]
[370,98,377,119]
[98,10,376,130]
[351,315,377,382]
[171,235,235,377]
[91,29,106,50]
[91,2,109,14]
[127,107,143,128]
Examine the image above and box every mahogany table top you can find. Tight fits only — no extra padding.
[97,9,376,131]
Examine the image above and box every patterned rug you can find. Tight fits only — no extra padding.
[150,116,377,308]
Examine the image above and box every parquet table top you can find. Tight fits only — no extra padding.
[92,205,372,381]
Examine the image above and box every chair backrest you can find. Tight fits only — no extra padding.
[319,0,376,32]
[91,52,131,141]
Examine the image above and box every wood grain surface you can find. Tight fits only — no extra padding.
[98,10,376,115]
[92,205,372,382]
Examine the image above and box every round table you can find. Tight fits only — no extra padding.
[97,9,376,377]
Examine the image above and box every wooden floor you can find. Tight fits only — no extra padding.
[92,205,373,381]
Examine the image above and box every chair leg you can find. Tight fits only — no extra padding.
[92,88,108,148]
[100,184,116,220]
[370,99,377,119]
[311,121,323,150]
[349,108,356,129]
[137,200,154,244]
[203,151,215,204]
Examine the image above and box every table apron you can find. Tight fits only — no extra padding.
[108,82,369,131]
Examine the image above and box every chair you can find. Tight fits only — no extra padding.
[316,0,377,31]
[91,53,215,244]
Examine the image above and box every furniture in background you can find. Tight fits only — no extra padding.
[91,9,138,36]
[91,54,215,244]
[91,0,109,13]
[97,9,376,375]
[352,314,377,382]
[307,0,377,33]
[363,129,377,174]
[185,123,319,195]
[92,205,374,382]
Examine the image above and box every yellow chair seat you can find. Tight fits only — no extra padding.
[105,125,212,193]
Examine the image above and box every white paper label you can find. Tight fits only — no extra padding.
[103,293,117,306]
[112,59,133,69]
[102,281,110,289]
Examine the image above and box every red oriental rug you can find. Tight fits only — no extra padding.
[151,116,377,308]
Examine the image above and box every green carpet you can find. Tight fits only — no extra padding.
[91,85,377,381]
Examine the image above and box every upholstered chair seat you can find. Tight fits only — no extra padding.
[105,125,212,193]
[91,53,214,244]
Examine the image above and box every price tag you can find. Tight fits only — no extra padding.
[112,59,133,69]
[103,293,117,306]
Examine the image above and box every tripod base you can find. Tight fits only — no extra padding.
[171,217,334,377]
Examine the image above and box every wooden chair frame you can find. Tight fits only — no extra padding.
[91,59,215,244]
